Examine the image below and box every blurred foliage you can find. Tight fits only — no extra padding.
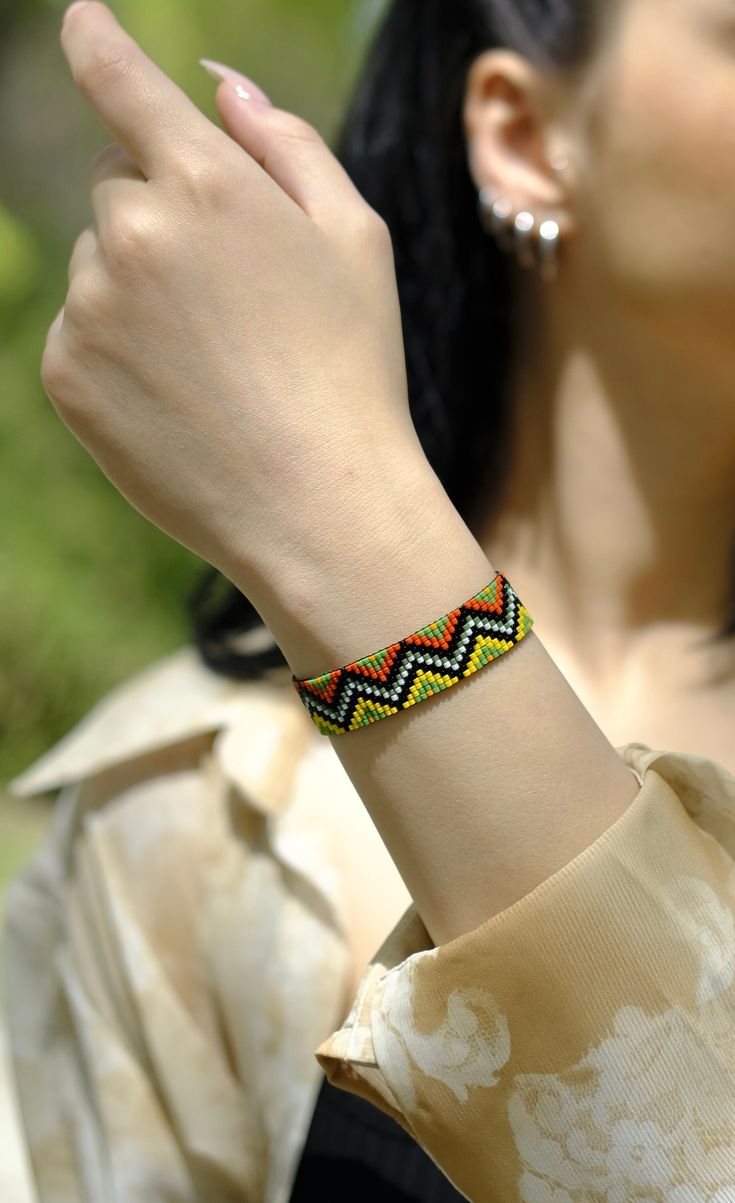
[0,0,387,806]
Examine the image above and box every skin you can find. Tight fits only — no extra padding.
[47,2,423,601]
[464,0,735,762]
[44,1,731,1002]
[337,0,735,997]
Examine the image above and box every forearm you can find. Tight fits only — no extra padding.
[242,459,640,948]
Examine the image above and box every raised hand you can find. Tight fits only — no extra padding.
[43,2,423,597]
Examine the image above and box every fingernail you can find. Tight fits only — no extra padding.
[63,0,92,22]
[198,59,272,107]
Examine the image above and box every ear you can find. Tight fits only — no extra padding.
[462,48,576,238]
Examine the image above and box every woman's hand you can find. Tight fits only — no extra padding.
[44,2,425,600]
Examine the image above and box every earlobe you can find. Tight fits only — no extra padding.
[478,187,565,284]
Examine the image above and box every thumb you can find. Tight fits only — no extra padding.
[199,59,372,232]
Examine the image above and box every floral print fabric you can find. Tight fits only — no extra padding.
[316,746,735,1201]
[5,645,735,1201]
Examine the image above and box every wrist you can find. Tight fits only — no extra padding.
[240,454,496,682]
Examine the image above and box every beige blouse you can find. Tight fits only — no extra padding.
[4,642,735,1201]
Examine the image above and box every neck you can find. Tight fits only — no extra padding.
[475,267,735,698]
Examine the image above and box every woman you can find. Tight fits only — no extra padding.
[5,0,735,1199]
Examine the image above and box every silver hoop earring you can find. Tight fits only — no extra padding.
[478,190,564,284]
[513,212,537,270]
[477,188,514,252]
[538,219,561,284]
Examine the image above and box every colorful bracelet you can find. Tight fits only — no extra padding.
[292,570,534,735]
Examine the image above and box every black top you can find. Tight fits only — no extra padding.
[289,1072,468,1201]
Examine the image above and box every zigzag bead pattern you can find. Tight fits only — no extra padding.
[292,570,534,736]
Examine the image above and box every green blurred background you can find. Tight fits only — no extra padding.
[0,0,387,911]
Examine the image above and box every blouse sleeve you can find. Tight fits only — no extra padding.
[314,740,735,1202]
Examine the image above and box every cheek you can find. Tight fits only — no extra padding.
[575,25,735,317]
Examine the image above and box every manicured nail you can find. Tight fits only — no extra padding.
[199,59,272,107]
[63,0,92,21]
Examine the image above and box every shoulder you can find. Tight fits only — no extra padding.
[6,642,317,801]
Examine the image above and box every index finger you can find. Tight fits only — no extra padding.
[61,1,220,179]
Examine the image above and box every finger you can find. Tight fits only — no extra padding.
[89,141,146,232]
[68,225,98,283]
[47,305,65,344]
[61,1,223,180]
[210,70,374,229]
[88,140,143,190]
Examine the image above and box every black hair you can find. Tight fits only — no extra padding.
[188,0,735,679]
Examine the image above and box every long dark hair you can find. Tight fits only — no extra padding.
[188,0,735,680]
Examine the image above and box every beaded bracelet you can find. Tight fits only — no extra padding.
[292,569,533,735]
